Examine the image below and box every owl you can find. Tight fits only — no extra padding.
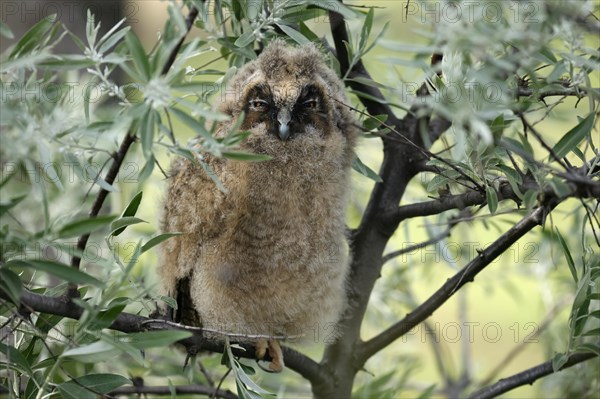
[158,40,358,372]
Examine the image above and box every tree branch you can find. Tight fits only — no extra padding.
[381,208,471,265]
[0,289,326,388]
[517,86,587,100]
[107,384,237,399]
[67,4,200,298]
[0,384,238,399]
[357,201,558,363]
[394,167,600,226]
[328,12,400,127]
[467,352,598,399]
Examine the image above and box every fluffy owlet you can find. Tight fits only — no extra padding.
[159,41,358,371]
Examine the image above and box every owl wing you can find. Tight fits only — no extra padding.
[159,155,228,326]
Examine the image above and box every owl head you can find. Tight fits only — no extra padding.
[218,41,357,162]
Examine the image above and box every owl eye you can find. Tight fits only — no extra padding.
[303,99,318,109]
[249,99,268,111]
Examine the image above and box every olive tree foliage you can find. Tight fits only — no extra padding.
[0,0,599,398]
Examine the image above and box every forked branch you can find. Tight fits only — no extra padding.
[357,201,557,363]
[467,352,598,399]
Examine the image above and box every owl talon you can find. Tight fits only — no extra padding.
[255,340,268,360]
[255,339,283,373]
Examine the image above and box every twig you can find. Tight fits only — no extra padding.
[141,319,303,340]
[467,352,598,399]
[212,369,232,399]
[518,113,570,171]
[392,181,523,224]
[382,225,454,265]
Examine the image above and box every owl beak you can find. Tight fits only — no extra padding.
[277,108,291,141]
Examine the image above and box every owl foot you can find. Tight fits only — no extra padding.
[256,339,284,373]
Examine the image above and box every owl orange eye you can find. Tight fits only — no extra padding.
[303,99,318,109]
[249,99,268,110]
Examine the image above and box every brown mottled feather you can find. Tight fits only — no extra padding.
[159,41,358,354]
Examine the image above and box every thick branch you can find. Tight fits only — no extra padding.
[315,5,450,397]
[467,352,598,399]
[357,201,557,363]
[0,289,326,387]
[108,384,237,399]
[0,384,238,399]
[328,10,401,131]
[394,169,600,225]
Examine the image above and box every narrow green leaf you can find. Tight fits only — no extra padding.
[588,310,600,319]
[548,177,571,198]
[522,189,538,209]
[306,0,356,19]
[199,159,228,194]
[138,154,156,184]
[85,9,98,47]
[575,343,600,356]
[417,384,437,399]
[140,108,158,159]
[125,31,151,80]
[486,186,498,214]
[110,217,147,236]
[57,214,117,238]
[61,341,121,362]
[359,8,374,50]
[141,232,182,253]
[91,172,119,192]
[99,26,131,54]
[9,14,56,58]
[352,156,382,183]
[556,229,577,282]
[426,174,449,193]
[552,113,595,159]
[87,303,126,331]
[83,79,97,122]
[298,21,320,42]
[99,333,145,365]
[58,374,130,399]
[500,137,535,162]
[112,192,144,236]
[160,295,178,310]
[38,55,96,70]
[0,268,22,305]
[362,114,388,131]
[275,23,310,45]
[6,260,103,287]
[169,106,212,140]
[0,343,33,375]
[495,165,523,198]
[123,330,193,349]
[0,21,14,39]
[235,363,272,396]
[552,353,568,371]
[234,32,255,48]
[0,194,27,217]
